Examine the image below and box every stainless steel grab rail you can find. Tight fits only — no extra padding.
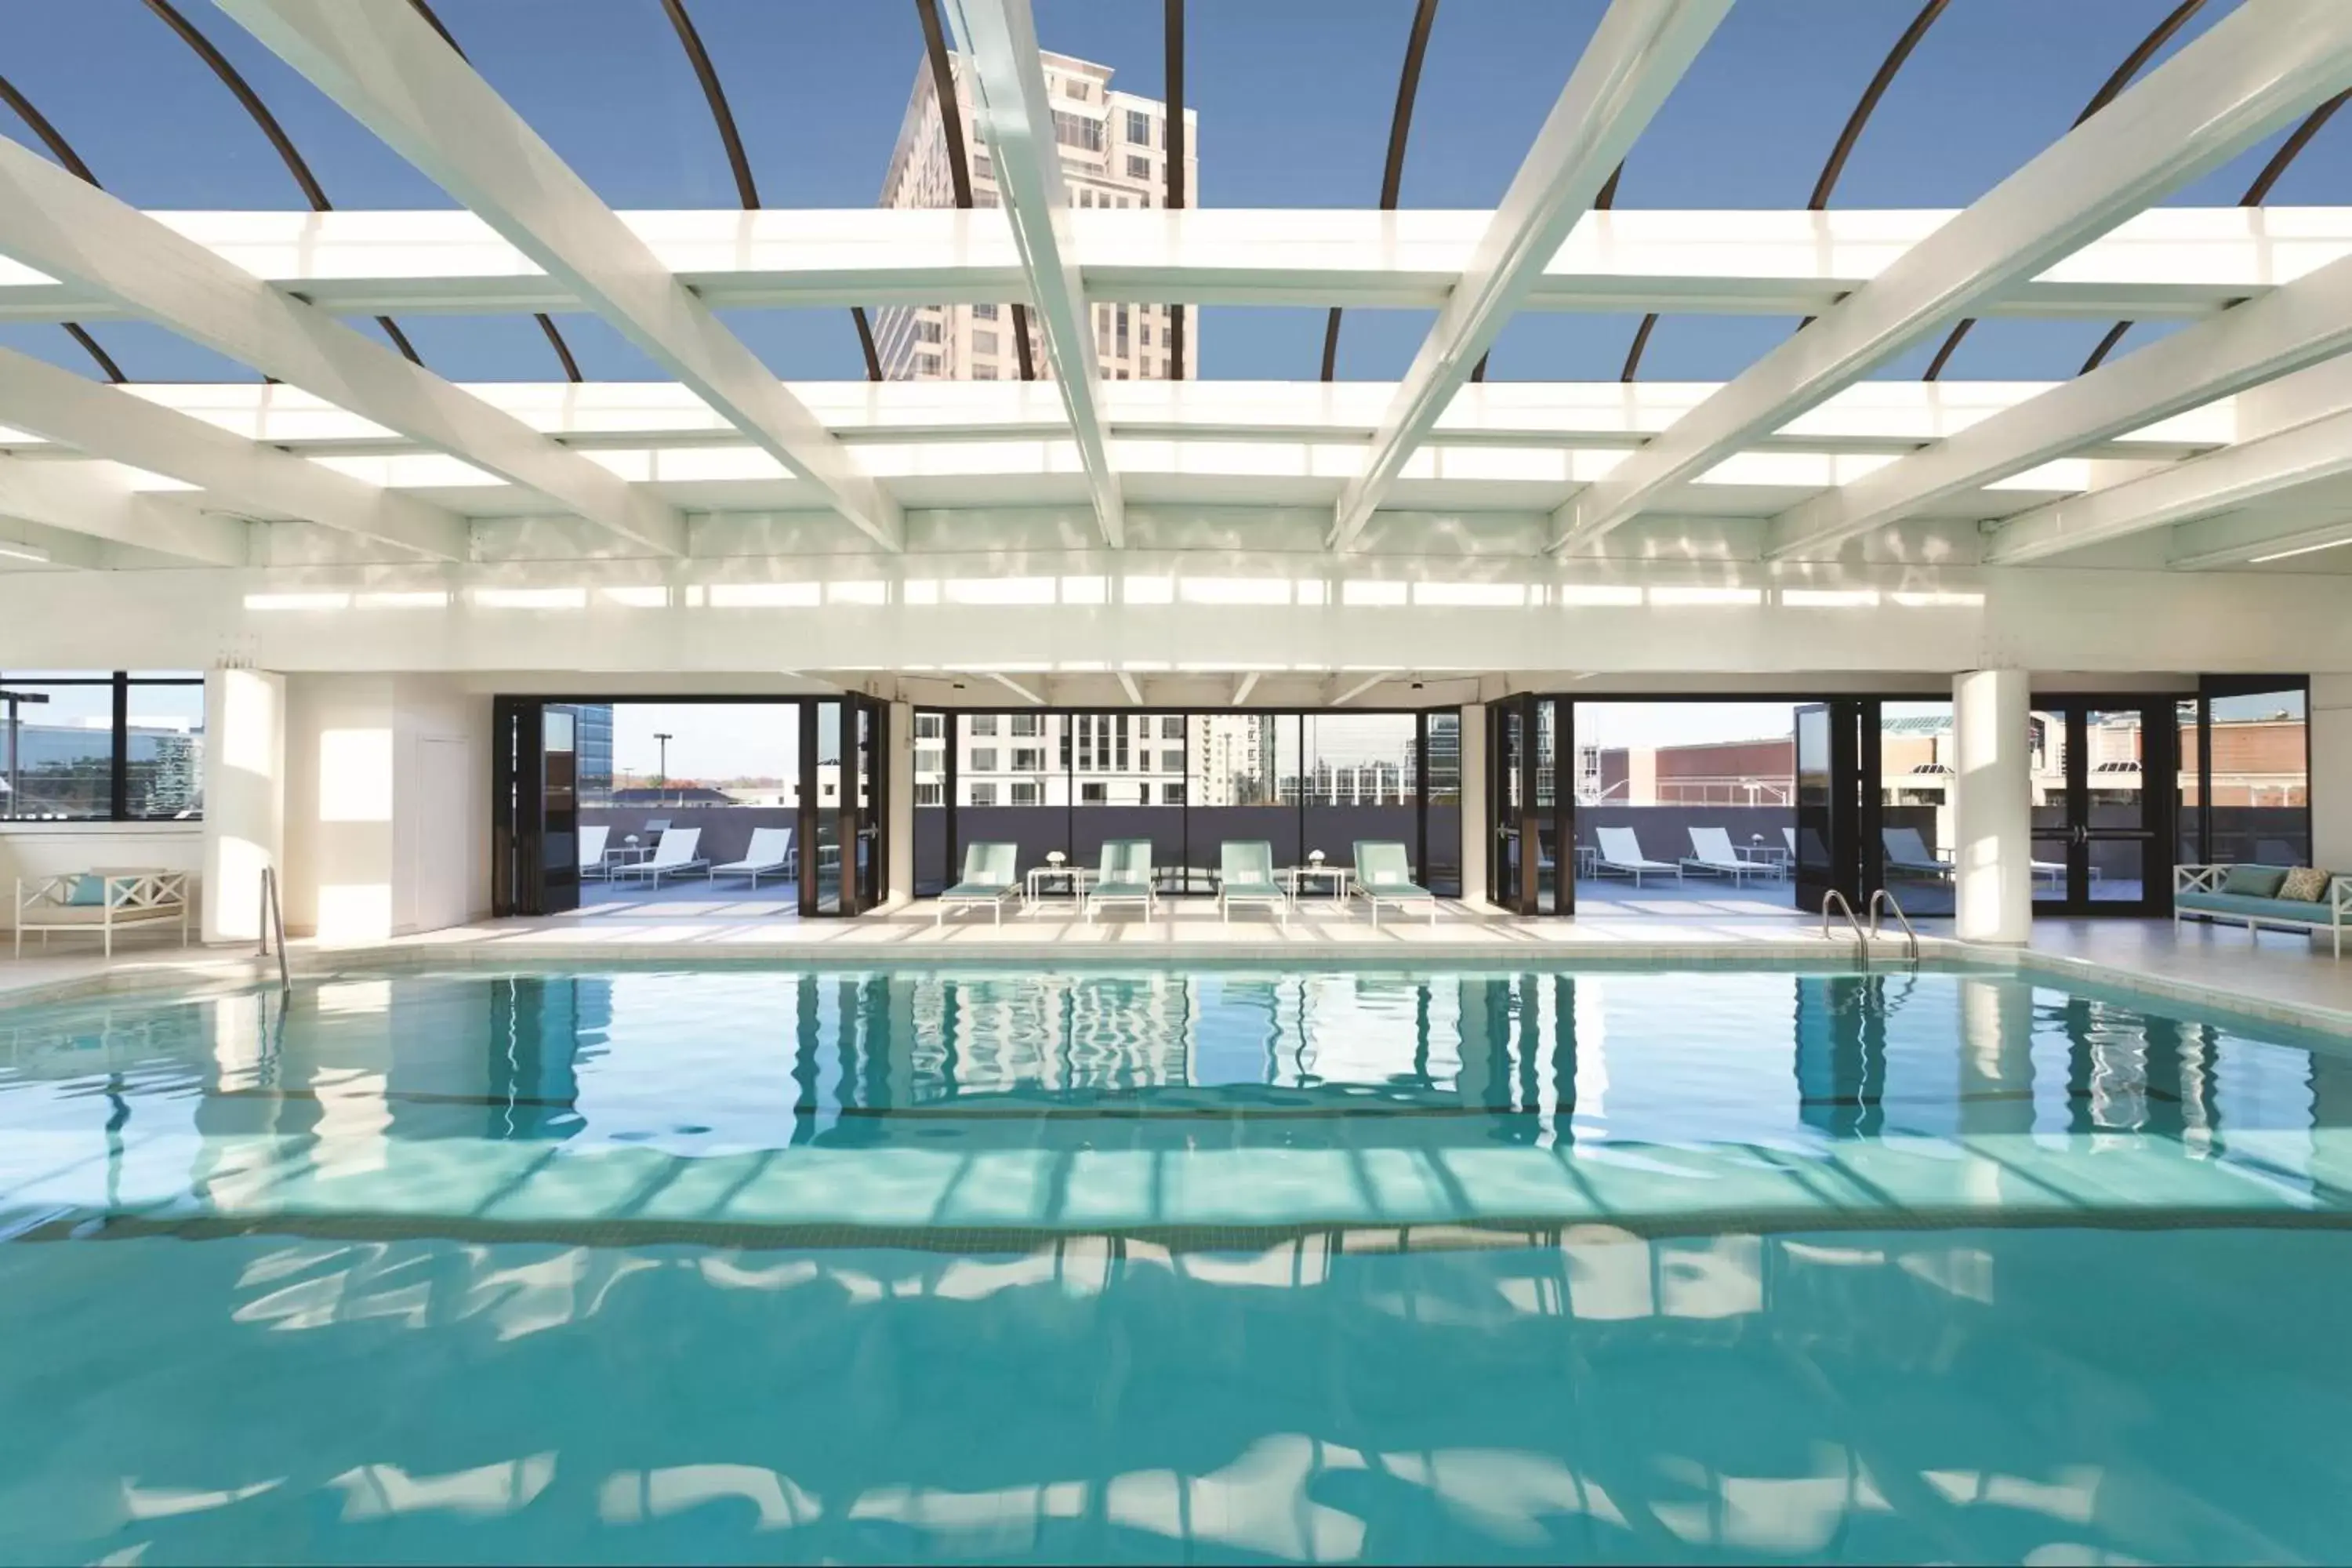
[258,866,289,994]
[1867,887,1920,964]
[1819,890,1867,964]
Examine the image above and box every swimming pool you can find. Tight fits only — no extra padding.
[3,962,2349,1563]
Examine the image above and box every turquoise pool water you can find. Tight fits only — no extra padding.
[3,963,2350,1563]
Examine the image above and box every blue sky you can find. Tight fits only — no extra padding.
[0,0,2336,385]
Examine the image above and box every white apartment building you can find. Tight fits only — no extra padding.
[910,712,1419,811]
[877,49,1199,382]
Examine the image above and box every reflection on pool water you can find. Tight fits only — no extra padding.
[2,964,2350,1563]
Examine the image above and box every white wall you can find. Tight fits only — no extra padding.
[201,667,284,944]
[887,700,914,907]
[282,673,491,940]
[2315,674,2352,872]
[1459,704,1489,909]
[0,823,204,933]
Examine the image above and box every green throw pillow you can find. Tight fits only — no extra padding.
[2279,866,2332,904]
[2221,864,2288,898]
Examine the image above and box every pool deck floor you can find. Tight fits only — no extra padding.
[4,898,2350,1033]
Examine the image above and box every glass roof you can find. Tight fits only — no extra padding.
[0,0,2341,390]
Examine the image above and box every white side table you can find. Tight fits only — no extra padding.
[1284,865,1352,904]
[1024,864,1092,916]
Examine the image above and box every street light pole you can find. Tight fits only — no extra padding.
[654,732,673,800]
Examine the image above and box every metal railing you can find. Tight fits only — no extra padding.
[257,866,289,994]
[1818,890,1867,964]
[1867,887,1920,965]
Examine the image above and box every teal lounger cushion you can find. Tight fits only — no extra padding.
[2220,864,2290,898]
[2178,890,2341,925]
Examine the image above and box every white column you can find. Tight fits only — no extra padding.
[885,700,914,910]
[200,667,285,944]
[1953,669,2034,942]
[2313,675,2352,871]
[1459,703,1490,909]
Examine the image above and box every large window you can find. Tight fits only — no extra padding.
[0,671,205,822]
[2183,679,2310,866]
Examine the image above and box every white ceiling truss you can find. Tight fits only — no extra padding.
[0,0,2341,585]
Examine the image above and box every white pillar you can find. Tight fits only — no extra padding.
[1459,703,1490,909]
[1953,669,2033,943]
[2314,675,2352,871]
[200,668,285,945]
[885,700,914,909]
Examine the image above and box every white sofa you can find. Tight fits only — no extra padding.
[13,869,193,958]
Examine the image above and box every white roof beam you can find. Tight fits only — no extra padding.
[1988,402,2352,564]
[0,347,466,560]
[0,459,249,568]
[1116,671,1145,706]
[2168,510,2352,569]
[6,206,2335,321]
[1552,0,2352,554]
[1766,251,2352,559]
[1332,0,1730,551]
[1232,672,1261,706]
[217,0,900,555]
[943,0,1123,549]
[1327,672,1394,706]
[982,671,1046,706]
[0,137,681,556]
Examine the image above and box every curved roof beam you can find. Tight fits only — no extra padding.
[2080,85,2350,373]
[1921,0,2206,381]
[0,73,126,382]
[401,0,583,382]
[142,0,432,367]
[1333,0,1732,550]
[655,0,881,381]
[220,0,893,549]
[1553,0,2352,555]
[1323,0,1439,382]
[1624,0,1948,380]
[915,0,1033,380]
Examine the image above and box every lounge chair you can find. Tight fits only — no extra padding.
[1594,826,1681,887]
[1352,840,1438,928]
[1881,826,1953,883]
[1218,840,1288,927]
[620,826,709,887]
[711,827,797,888]
[577,825,612,880]
[1085,839,1157,924]
[937,841,1021,925]
[1681,826,1773,884]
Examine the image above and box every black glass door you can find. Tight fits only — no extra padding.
[2033,699,2173,916]
[491,699,580,916]
[1486,695,1573,916]
[1794,699,1881,916]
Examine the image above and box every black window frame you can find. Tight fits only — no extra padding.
[0,670,206,823]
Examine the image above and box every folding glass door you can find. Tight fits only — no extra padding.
[1792,699,1882,917]
[1487,694,1573,915]
[492,699,582,916]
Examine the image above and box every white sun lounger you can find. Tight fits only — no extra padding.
[1218,840,1289,927]
[1086,839,1157,924]
[1594,826,1681,887]
[577,825,612,880]
[938,842,1021,924]
[1681,826,1773,884]
[1881,826,1953,882]
[620,826,710,887]
[710,827,797,887]
[1352,840,1437,928]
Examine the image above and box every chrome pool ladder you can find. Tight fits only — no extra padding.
[1819,890,1867,964]
[1867,888,1921,966]
[257,866,289,995]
